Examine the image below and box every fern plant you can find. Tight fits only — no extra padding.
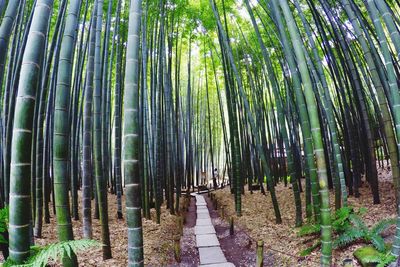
[298,206,356,239]
[298,206,357,255]
[298,223,320,237]
[298,207,390,256]
[334,215,396,252]
[3,239,101,267]
[298,206,359,238]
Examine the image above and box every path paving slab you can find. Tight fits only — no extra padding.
[198,247,227,265]
[197,208,209,214]
[201,262,235,267]
[197,213,211,219]
[195,225,216,235]
[196,234,220,247]
[196,218,212,225]
[194,194,234,266]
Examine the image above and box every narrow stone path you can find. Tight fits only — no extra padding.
[194,194,235,267]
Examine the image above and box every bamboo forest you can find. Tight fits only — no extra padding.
[5,0,400,266]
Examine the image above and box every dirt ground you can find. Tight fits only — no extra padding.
[180,196,200,266]
[214,165,398,266]
[204,194,270,266]
[35,193,180,266]
[2,164,397,266]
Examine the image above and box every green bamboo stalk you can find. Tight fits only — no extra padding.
[244,0,302,226]
[101,0,112,197]
[270,0,320,222]
[124,0,144,265]
[278,0,332,264]
[9,0,54,263]
[93,0,112,260]
[53,0,82,265]
[370,0,400,256]
[293,0,348,208]
[82,5,97,239]
[114,0,123,220]
[33,0,67,237]
[211,0,282,222]
[340,0,384,204]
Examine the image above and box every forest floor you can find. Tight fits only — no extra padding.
[36,192,181,266]
[214,164,397,266]
[37,190,267,267]
[4,164,396,266]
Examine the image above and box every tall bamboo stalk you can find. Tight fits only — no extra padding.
[124,0,144,265]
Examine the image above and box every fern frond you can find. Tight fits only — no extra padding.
[371,218,396,236]
[298,224,320,237]
[377,254,396,267]
[332,207,356,233]
[300,241,321,256]
[334,206,352,221]
[26,239,101,267]
[0,206,9,220]
[333,228,364,248]
[332,218,351,233]
[3,259,18,267]
[0,206,9,233]
[349,214,368,232]
[370,235,386,252]
[357,207,368,216]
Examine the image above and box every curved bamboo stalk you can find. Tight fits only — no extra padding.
[9,0,54,263]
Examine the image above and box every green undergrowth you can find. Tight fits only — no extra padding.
[2,239,101,267]
[298,206,396,266]
[0,206,100,267]
[353,246,396,267]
